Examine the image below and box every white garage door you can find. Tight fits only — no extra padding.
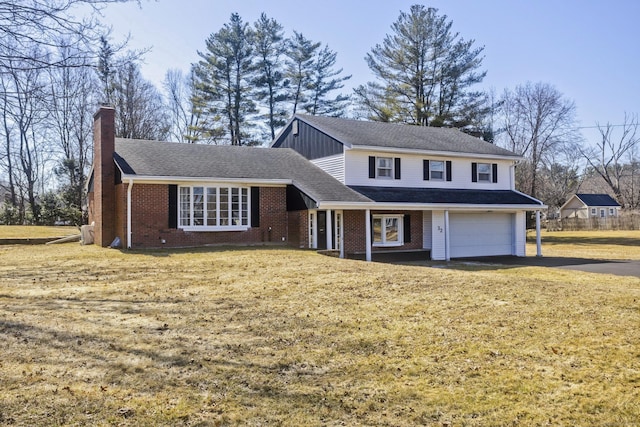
[449,213,513,258]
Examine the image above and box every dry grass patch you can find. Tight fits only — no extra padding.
[528,229,640,260]
[0,225,79,239]
[1,240,639,426]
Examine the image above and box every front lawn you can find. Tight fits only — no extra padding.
[0,233,639,426]
[0,225,79,239]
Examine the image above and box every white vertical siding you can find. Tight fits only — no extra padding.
[311,154,345,183]
[344,149,515,190]
[431,210,446,260]
[514,211,526,256]
[422,210,432,249]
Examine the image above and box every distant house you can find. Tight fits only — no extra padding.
[559,194,621,219]
[88,107,545,261]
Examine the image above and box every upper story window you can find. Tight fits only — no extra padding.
[369,156,401,180]
[591,208,596,216]
[430,160,445,180]
[609,208,615,216]
[179,185,249,231]
[377,157,393,178]
[472,162,498,183]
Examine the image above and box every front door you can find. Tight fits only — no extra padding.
[317,211,327,250]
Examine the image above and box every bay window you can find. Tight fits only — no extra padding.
[179,185,249,230]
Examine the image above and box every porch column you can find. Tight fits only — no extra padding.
[365,209,372,262]
[444,210,450,261]
[535,210,542,257]
[326,209,333,250]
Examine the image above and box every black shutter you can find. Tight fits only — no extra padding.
[251,187,260,227]
[471,162,478,182]
[168,185,178,229]
[403,214,411,243]
[423,160,430,180]
[394,157,401,179]
[492,163,498,183]
[446,161,452,181]
[369,156,376,178]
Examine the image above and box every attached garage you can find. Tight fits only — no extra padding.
[449,212,514,258]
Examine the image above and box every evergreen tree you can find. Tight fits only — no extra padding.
[252,13,288,140]
[304,45,351,116]
[194,13,257,145]
[285,31,320,115]
[354,5,487,131]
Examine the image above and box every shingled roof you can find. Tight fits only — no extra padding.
[349,186,543,207]
[294,114,519,158]
[575,194,620,207]
[113,138,371,204]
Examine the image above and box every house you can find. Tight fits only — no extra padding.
[559,194,621,219]
[88,107,545,261]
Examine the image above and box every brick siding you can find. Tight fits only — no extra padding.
[343,209,423,255]
[122,184,289,249]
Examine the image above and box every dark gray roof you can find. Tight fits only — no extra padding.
[349,186,543,206]
[114,138,370,204]
[295,114,519,158]
[575,193,620,207]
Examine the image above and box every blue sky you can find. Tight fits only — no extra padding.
[96,0,639,146]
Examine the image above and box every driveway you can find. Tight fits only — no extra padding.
[459,256,640,278]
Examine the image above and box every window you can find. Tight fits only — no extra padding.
[477,163,491,182]
[377,157,393,178]
[591,208,596,216]
[372,215,403,247]
[600,209,605,218]
[609,208,615,216]
[430,160,445,180]
[472,162,497,183]
[178,185,249,230]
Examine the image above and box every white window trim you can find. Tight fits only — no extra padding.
[430,160,445,181]
[372,214,404,247]
[178,185,250,231]
[376,156,394,179]
[591,208,597,216]
[477,162,492,182]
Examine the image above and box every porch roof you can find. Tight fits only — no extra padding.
[348,186,543,207]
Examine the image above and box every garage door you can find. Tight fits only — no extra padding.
[449,213,513,258]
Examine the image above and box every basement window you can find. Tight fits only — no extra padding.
[179,186,249,231]
[372,215,403,247]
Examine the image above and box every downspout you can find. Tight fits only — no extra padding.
[127,179,133,249]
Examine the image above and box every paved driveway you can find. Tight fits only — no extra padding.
[460,256,640,278]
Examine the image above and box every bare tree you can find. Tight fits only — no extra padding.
[500,82,580,199]
[579,113,639,207]
[163,68,205,143]
[0,0,137,72]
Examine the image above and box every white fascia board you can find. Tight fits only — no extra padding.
[348,144,522,161]
[121,173,291,186]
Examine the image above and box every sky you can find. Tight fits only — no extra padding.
[92,0,639,146]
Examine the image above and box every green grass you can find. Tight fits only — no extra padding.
[0,232,639,426]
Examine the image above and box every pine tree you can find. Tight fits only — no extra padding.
[193,13,257,145]
[252,13,288,140]
[354,5,487,131]
[285,31,320,115]
[303,45,351,116]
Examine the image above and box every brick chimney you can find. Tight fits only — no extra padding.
[93,107,116,247]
